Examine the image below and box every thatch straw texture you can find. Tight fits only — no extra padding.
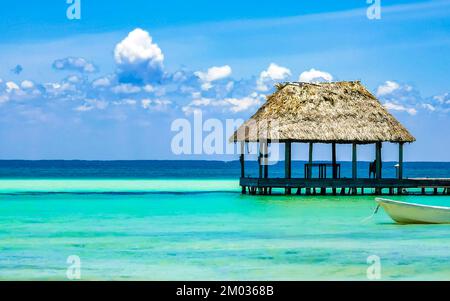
[231,81,415,144]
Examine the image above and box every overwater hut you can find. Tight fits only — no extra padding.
[231,81,449,196]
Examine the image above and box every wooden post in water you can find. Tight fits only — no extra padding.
[240,142,245,178]
[332,143,337,195]
[398,143,404,180]
[376,142,382,179]
[375,142,382,194]
[285,141,292,195]
[398,142,404,195]
[352,143,357,195]
[240,141,246,194]
[263,141,269,194]
[307,143,313,195]
[258,142,263,179]
[308,143,313,179]
[263,142,269,179]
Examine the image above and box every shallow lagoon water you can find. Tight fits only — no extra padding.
[0,179,449,280]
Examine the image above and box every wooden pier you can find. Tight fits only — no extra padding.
[240,177,450,196]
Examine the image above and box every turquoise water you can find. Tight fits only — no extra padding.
[1,179,449,280]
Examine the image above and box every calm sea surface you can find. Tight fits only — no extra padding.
[0,161,449,280]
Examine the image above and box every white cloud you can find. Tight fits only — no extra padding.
[112,83,141,94]
[195,65,232,91]
[256,63,291,91]
[421,103,436,111]
[143,84,155,93]
[195,65,232,83]
[21,80,34,89]
[182,93,263,115]
[376,81,401,96]
[112,99,137,106]
[221,95,263,113]
[141,98,172,111]
[92,76,112,88]
[75,99,108,112]
[114,28,164,82]
[376,81,423,115]
[53,57,98,73]
[299,68,333,83]
[6,81,20,93]
[383,102,417,116]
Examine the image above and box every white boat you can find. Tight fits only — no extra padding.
[375,198,450,224]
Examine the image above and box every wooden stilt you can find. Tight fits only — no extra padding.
[285,141,292,195]
[375,142,382,194]
[307,143,313,195]
[242,186,246,194]
[332,143,337,195]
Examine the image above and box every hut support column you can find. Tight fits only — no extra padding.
[258,142,263,179]
[307,143,313,195]
[260,141,268,194]
[240,142,246,194]
[398,143,404,180]
[352,143,357,195]
[375,142,382,194]
[398,142,404,195]
[285,142,292,195]
[308,143,313,179]
[263,142,269,179]
[332,143,337,195]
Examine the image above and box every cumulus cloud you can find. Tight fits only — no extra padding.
[74,99,108,112]
[256,63,291,91]
[53,57,98,73]
[6,81,20,92]
[182,92,264,115]
[114,28,164,83]
[299,68,333,83]
[112,83,141,94]
[194,65,232,91]
[427,93,450,113]
[112,99,137,106]
[376,81,421,116]
[141,98,172,111]
[383,102,417,116]
[376,80,403,96]
[20,80,34,89]
[92,76,114,88]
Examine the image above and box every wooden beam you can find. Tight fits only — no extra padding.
[399,142,404,180]
[352,143,357,179]
[240,177,450,189]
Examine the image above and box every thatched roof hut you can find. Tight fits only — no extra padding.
[231,81,415,144]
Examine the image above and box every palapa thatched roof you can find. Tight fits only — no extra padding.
[231,81,415,144]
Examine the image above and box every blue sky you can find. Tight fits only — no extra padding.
[0,0,449,161]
